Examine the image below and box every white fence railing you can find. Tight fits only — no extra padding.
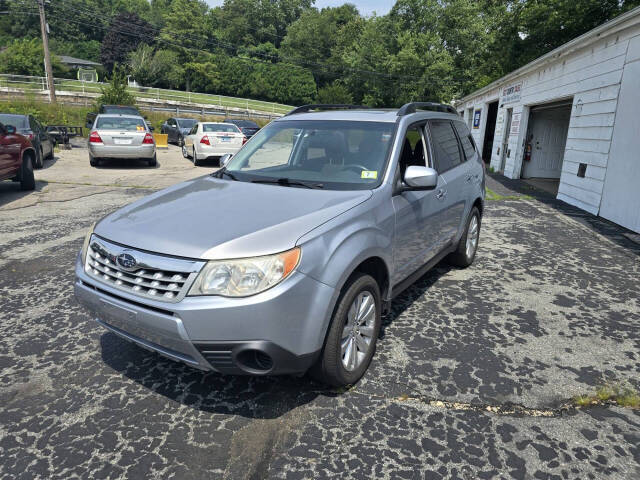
[0,74,292,116]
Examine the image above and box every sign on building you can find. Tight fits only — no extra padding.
[501,82,522,104]
[510,113,521,135]
[473,110,482,129]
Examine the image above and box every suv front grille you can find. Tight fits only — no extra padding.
[84,236,204,303]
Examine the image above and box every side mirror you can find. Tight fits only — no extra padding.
[6,125,16,134]
[403,166,438,190]
[148,125,155,132]
[220,153,233,167]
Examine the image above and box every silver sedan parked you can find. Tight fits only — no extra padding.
[88,114,156,167]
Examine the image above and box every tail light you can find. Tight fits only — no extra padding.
[26,133,34,141]
[242,136,248,145]
[142,133,154,144]
[200,135,210,145]
[89,131,103,143]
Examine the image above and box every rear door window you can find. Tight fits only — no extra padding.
[454,121,476,160]
[428,120,463,173]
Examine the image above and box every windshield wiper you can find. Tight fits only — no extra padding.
[251,178,324,189]
[213,169,238,181]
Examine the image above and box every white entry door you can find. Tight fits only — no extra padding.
[522,106,571,179]
[600,61,640,233]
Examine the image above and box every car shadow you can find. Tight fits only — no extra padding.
[488,173,640,256]
[99,332,329,419]
[380,263,452,339]
[0,179,48,208]
[94,159,160,170]
[40,155,59,170]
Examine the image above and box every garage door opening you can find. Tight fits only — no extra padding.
[481,101,499,163]
[521,100,573,195]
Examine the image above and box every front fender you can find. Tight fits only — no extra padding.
[296,189,394,297]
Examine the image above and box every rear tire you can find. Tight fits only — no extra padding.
[89,155,99,167]
[448,207,481,267]
[309,273,381,387]
[35,147,44,169]
[20,153,36,191]
[192,147,199,166]
[147,154,157,167]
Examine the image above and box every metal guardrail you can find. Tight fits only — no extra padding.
[0,74,292,116]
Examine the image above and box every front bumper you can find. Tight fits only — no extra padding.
[74,252,334,375]
[88,144,156,159]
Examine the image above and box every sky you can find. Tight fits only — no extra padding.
[204,0,395,16]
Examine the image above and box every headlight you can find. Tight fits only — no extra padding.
[81,222,95,264]
[188,247,300,297]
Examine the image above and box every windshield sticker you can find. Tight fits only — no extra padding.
[361,170,378,179]
[136,125,145,131]
[381,133,391,142]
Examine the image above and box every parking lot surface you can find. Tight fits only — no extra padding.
[1,145,639,479]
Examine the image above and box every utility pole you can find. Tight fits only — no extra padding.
[37,0,56,103]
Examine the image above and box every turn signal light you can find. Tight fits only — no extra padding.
[142,133,154,144]
[200,135,210,145]
[89,131,103,143]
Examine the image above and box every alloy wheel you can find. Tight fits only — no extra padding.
[466,215,479,258]
[341,291,376,371]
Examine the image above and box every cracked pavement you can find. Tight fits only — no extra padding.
[1,145,639,479]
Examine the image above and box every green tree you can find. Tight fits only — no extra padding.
[0,38,68,76]
[100,12,155,72]
[317,82,353,104]
[96,66,135,106]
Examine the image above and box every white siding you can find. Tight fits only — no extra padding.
[456,13,640,229]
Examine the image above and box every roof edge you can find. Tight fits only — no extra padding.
[455,5,640,106]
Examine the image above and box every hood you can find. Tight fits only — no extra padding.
[95,176,372,260]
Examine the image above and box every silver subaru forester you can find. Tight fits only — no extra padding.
[75,103,485,386]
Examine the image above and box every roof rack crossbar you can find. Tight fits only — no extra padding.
[285,104,370,116]
[397,102,458,116]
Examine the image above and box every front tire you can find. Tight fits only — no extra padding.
[20,153,36,191]
[182,145,189,159]
[310,273,381,387]
[448,206,481,267]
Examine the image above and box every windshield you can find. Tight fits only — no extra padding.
[177,119,197,128]
[203,124,241,133]
[96,117,147,131]
[0,115,27,129]
[224,120,395,190]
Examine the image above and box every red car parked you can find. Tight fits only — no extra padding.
[0,122,36,190]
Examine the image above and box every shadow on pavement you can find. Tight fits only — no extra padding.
[488,173,640,256]
[0,179,48,208]
[94,158,160,170]
[100,332,333,419]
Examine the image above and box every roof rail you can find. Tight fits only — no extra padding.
[285,104,370,116]
[397,102,458,116]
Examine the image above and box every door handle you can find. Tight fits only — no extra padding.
[436,189,447,200]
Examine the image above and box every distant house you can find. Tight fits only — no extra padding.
[58,55,101,82]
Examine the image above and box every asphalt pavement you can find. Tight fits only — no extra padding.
[1,145,638,479]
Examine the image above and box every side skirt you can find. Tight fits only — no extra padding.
[389,242,456,300]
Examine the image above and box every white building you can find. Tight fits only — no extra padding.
[455,6,640,233]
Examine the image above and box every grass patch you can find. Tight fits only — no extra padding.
[573,382,640,409]
[0,98,272,137]
[485,187,531,201]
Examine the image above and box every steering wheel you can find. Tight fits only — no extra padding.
[343,164,369,173]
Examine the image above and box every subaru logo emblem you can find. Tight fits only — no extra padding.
[117,253,137,270]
